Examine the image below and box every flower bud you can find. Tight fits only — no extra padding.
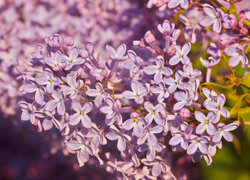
[180,108,191,119]
[167,46,176,56]
[240,27,249,36]
[144,31,156,44]
[223,14,237,29]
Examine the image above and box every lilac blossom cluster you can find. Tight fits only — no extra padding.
[18,18,240,179]
[13,0,250,179]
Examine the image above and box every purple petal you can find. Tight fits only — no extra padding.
[187,143,198,155]
[213,19,221,33]
[45,100,58,112]
[66,140,81,151]
[229,55,240,67]
[72,101,82,112]
[169,55,180,66]
[200,16,214,27]
[123,119,134,130]
[144,65,158,75]
[122,91,136,99]
[195,111,206,123]
[168,0,181,9]
[148,133,157,146]
[117,44,126,58]
[69,47,79,60]
[79,148,90,163]
[21,110,31,121]
[69,113,81,126]
[199,143,208,154]
[222,131,233,142]
[207,124,216,135]
[117,137,126,151]
[196,123,206,134]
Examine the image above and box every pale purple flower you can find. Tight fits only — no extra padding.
[168,0,189,9]
[206,94,230,118]
[200,56,220,68]
[195,111,218,135]
[187,136,209,155]
[45,51,65,71]
[86,82,109,107]
[137,125,163,146]
[164,70,185,93]
[19,101,44,123]
[202,88,218,107]
[69,101,93,128]
[150,83,169,103]
[36,71,59,93]
[169,131,189,150]
[122,112,146,137]
[200,4,222,33]
[125,50,141,73]
[45,91,65,115]
[91,68,107,81]
[23,83,45,105]
[144,56,172,84]
[85,124,107,150]
[62,47,85,70]
[173,90,192,111]
[66,134,93,164]
[144,102,165,125]
[223,14,237,29]
[146,143,164,161]
[106,125,131,152]
[225,45,249,67]
[122,82,148,104]
[106,44,127,60]
[183,64,201,80]
[157,20,175,35]
[100,98,122,126]
[60,75,83,99]
[169,43,191,65]
[213,123,239,143]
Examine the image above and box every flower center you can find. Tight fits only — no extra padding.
[134,118,139,122]
[49,79,53,83]
[205,120,208,124]
[80,111,84,115]
[151,110,155,114]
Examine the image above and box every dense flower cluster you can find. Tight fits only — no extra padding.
[0,0,247,179]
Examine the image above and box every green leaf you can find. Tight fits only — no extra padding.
[244,42,250,54]
[243,19,250,27]
[241,73,250,88]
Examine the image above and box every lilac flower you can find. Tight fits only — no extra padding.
[106,44,127,60]
[62,47,85,70]
[183,64,201,80]
[122,82,148,104]
[213,123,239,143]
[144,102,165,125]
[187,136,209,155]
[202,88,218,107]
[146,143,164,161]
[106,125,131,152]
[223,14,237,29]
[19,101,44,123]
[168,0,189,9]
[45,51,65,71]
[200,4,222,33]
[60,75,83,99]
[144,56,172,84]
[195,111,218,135]
[137,125,163,146]
[91,68,107,81]
[173,90,192,111]
[36,71,59,93]
[225,45,249,67]
[169,43,191,65]
[200,56,220,69]
[157,20,175,35]
[169,131,189,150]
[100,98,122,126]
[122,112,146,137]
[66,134,93,165]
[206,94,230,118]
[125,50,141,73]
[164,70,185,93]
[23,83,45,105]
[150,83,169,103]
[86,82,109,107]
[45,91,65,115]
[69,101,93,128]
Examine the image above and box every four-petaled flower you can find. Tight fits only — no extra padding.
[150,83,169,103]
[200,4,222,33]
[122,112,146,137]
[195,111,218,135]
[144,102,165,125]
[187,136,209,155]
[69,101,93,128]
[45,90,65,115]
[144,56,172,84]
[164,70,185,93]
[62,47,85,70]
[173,90,192,111]
[169,43,191,65]
[225,45,249,67]
[206,94,230,118]
[122,82,148,104]
[213,123,239,143]
[45,51,65,71]
[86,82,109,107]
[60,75,83,99]
[36,70,59,93]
